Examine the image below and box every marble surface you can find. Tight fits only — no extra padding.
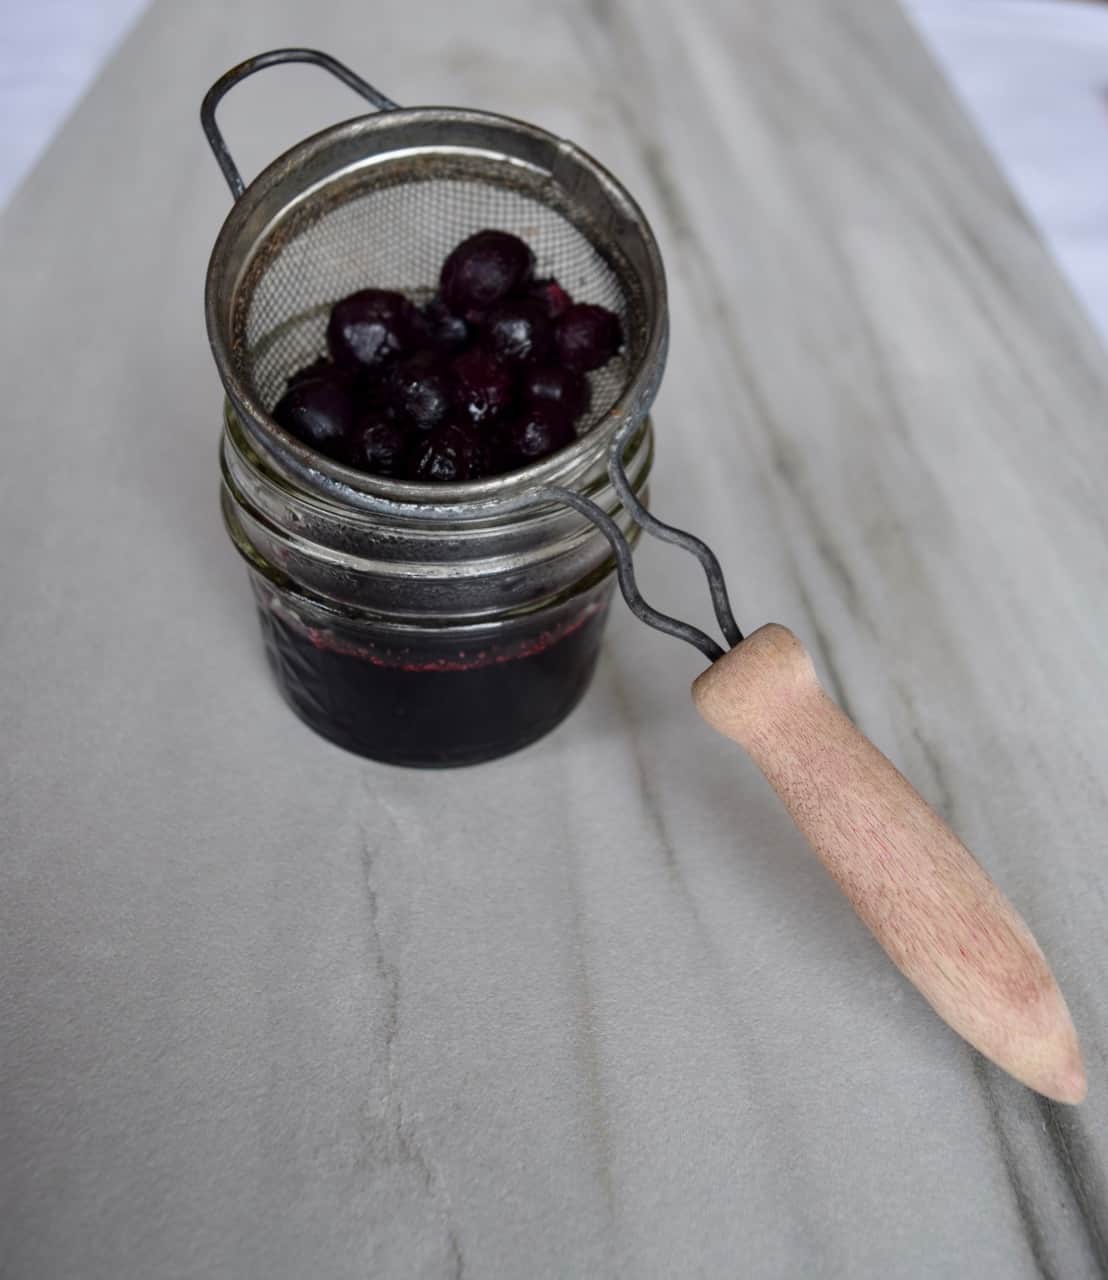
[904,0,1108,346]
[2,0,1108,1276]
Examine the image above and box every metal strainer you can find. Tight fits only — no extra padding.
[201,49,1084,1105]
[202,47,666,511]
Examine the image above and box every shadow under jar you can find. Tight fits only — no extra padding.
[203,62,667,766]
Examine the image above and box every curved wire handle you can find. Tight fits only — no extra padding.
[541,418,743,664]
[200,48,398,200]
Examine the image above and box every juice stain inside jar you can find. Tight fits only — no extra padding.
[253,580,613,767]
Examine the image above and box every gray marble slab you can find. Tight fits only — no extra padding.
[2,1,1107,1276]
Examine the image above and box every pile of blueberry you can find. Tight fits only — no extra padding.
[271,230,623,482]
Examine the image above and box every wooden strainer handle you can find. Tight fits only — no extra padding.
[692,624,1085,1104]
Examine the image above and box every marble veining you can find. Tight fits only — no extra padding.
[2,0,1107,1276]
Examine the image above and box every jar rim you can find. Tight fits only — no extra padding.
[220,404,654,622]
[244,542,629,635]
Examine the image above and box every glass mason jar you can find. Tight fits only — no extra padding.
[220,402,654,766]
[201,51,668,766]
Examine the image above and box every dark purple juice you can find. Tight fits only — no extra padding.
[253,580,613,766]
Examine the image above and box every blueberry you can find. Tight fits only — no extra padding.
[326,289,421,370]
[528,277,573,320]
[502,402,576,467]
[286,355,343,389]
[554,303,622,372]
[458,422,496,479]
[421,294,469,352]
[484,298,554,364]
[344,414,410,477]
[440,230,534,321]
[521,365,590,421]
[356,367,393,413]
[386,350,451,428]
[450,347,515,424]
[407,421,483,483]
[272,376,356,457]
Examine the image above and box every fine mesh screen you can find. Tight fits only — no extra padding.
[235,155,642,438]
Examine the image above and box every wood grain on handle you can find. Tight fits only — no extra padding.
[692,624,1086,1104]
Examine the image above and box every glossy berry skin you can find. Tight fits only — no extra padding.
[439,421,502,480]
[439,230,534,321]
[458,422,496,479]
[502,402,576,467]
[356,367,393,412]
[272,376,356,457]
[286,356,343,389]
[554,303,622,372]
[528,278,573,320]
[326,289,421,370]
[484,299,554,365]
[345,414,409,477]
[450,347,515,425]
[521,365,590,421]
[422,295,469,352]
[406,421,486,483]
[386,350,451,428]
[283,233,623,482]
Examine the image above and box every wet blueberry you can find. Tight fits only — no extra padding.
[502,402,576,467]
[272,376,356,457]
[356,367,393,413]
[528,277,573,320]
[286,356,342,389]
[554,303,622,372]
[421,294,469,352]
[521,365,590,421]
[386,350,451,428]
[440,230,534,321]
[283,234,622,481]
[459,421,497,479]
[450,347,515,425]
[407,421,483,483]
[484,298,554,365]
[344,414,410,477]
[326,289,421,370]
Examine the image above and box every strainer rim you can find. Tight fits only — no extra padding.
[204,103,668,516]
